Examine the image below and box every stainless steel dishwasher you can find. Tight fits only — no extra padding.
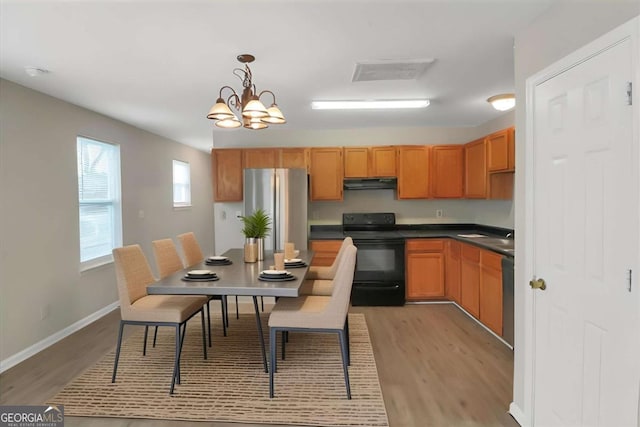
[501,256,514,347]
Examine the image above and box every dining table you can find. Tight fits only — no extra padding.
[146,248,313,373]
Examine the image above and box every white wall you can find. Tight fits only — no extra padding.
[512,3,640,425]
[0,79,214,365]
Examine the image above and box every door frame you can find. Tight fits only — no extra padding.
[521,16,639,427]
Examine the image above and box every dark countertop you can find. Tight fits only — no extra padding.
[309,223,514,257]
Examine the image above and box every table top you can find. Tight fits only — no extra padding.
[146,248,312,298]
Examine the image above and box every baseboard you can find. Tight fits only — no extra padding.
[451,302,514,350]
[509,402,526,427]
[0,301,120,373]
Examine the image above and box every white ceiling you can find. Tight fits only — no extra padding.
[0,0,554,151]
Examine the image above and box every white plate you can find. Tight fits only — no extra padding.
[189,269,214,276]
[208,256,228,260]
[285,258,302,263]
[261,270,289,276]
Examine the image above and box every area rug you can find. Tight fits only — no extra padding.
[48,313,389,426]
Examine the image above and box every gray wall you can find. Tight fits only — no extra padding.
[0,79,214,364]
[213,111,515,253]
[512,3,640,424]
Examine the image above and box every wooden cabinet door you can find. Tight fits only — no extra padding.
[309,240,342,266]
[243,148,277,168]
[279,148,308,171]
[397,146,430,199]
[370,146,396,177]
[343,147,369,178]
[445,240,461,303]
[406,239,445,300]
[460,244,481,317]
[309,148,343,201]
[507,127,515,170]
[480,250,503,336]
[486,128,510,172]
[431,145,464,198]
[211,149,243,201]
[464,138,487,198]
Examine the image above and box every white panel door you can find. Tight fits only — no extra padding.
[531,32,639,426]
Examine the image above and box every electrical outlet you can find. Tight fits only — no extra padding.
[220,210,227,220]
[436,209,443,218]
[235,211,242,219]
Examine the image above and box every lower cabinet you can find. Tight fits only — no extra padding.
[460,244,481,317]
[480,250,503,336]
[309,240,342,266]
[445,240,461,304]
[406,239,445,300]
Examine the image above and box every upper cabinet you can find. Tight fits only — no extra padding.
[279,148,309,171]
[464,138,487,198]
[343,146,396,178]
[397,145,430,199]
[343,147,369,178]
[211,149,243,202]
[243,148,277,168]
[486,127,515,172]
[309,147,344,201]
[370,146,397,177]
[431,145,464,198]
[210,127,513,202]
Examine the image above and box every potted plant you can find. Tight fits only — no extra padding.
[240,208,271,261]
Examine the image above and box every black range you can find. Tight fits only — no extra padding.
[342,213,406,306]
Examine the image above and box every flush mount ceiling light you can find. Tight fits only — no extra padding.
[487,93,515,111]
[311,99,430,110]
[207,54,285,130]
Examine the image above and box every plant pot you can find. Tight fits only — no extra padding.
[244,238,257,263]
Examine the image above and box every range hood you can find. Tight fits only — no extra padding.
[343,177,397,190]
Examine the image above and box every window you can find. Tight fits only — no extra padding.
[77,137,122,269]
[173,160,191,207]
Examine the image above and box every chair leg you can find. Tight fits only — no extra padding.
[261,296,264,312]
[170,324,181,394]
[153,326,159,348]
[143,325,149,356]
[111,321,125,383]
[269,327,277,398]
[344,316,350,366]
[338,329,352,399]
[252,296,268,373]
[235,296,239,319]
[200,308,207,360]
[220,298,227,337]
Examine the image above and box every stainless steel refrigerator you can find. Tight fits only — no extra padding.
[243,168,308,253]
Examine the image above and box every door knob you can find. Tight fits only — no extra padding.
[530,278,546,290]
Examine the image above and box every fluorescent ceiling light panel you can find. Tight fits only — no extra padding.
[311,100,430,110]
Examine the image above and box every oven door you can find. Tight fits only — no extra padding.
[350,238,405,306]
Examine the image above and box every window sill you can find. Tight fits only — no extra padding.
[80,255,114,273]
[173,205,192,210]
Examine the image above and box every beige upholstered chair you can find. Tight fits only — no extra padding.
[177,232,204,267]
[177,232,229,336]
[152,238,223,344]
[268,245,357,399]
[111,244,209,394]
[301,237,354,296]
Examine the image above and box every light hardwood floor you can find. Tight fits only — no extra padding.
[0,303,518,427]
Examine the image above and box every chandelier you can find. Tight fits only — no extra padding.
[207,54,286,130]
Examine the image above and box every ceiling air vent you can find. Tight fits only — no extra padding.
[352,59,435,82]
